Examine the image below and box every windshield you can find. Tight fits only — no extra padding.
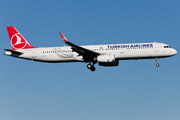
[164,46,171,48]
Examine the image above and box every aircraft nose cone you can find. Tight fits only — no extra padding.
[173,49,177,55]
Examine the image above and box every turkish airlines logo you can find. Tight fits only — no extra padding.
[10,33,27,50]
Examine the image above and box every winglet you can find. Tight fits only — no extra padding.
[60,32,68,42]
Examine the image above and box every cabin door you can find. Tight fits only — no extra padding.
[154,43,159,52]
[32,49,36,58]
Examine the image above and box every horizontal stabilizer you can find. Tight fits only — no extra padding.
[4,49,23,56]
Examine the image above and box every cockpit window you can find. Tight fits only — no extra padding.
[164,46,171,48]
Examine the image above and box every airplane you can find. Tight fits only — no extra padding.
[4,26,177,71]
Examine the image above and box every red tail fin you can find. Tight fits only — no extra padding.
[7,26,35,50]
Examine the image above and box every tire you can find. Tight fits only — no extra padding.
[90,66,96,71]
[87,64,92,69]
[156,63,160,67]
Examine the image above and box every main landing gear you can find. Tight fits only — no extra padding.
[87,63,96,71]
[155,58,160,67]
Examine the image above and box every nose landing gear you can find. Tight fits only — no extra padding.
[87,63,96,71]
[155,58,160,67]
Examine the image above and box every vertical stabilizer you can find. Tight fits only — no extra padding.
[7,26,35,50]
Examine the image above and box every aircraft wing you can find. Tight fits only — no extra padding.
[60,32,100,56]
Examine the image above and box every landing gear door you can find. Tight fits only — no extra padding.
[154,43,159,52]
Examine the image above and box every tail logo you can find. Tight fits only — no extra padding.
[11,33,27,50]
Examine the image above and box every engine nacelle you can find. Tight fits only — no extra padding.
[97,54,119,66]
[99,60,119,66]
[97,54,115,62]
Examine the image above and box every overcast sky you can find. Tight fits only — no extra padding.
[0,0,180,120]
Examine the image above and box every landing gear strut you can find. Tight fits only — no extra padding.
[155,58,160,67]
[87,63,96,71]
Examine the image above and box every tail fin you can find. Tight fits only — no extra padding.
[7,26,35,50]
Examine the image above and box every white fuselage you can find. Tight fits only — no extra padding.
[10,42,177,63]
[5,26,177,71]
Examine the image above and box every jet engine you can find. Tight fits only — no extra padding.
[97,54,119,66]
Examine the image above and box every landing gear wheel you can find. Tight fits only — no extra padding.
[90,66,96,71]
[155,58,160,67]
[87,63,96,71]
[156,63,160,67]
[87,64,92,69]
